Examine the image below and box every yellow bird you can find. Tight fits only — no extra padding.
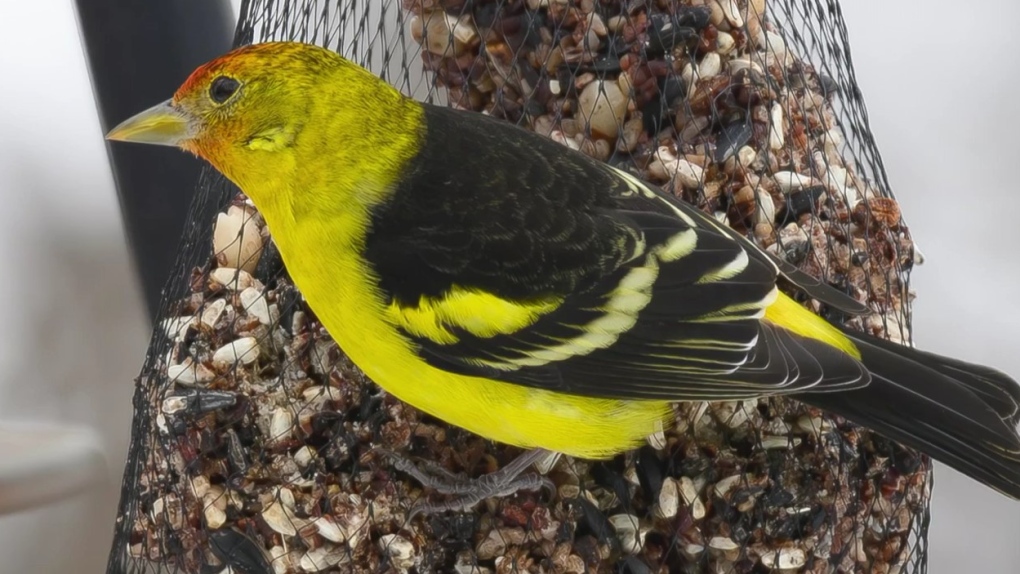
[108,42,1020,509]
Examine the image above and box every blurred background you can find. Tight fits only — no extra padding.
[0,0,1016,572]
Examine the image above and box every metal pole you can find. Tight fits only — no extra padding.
[75,1,236,322]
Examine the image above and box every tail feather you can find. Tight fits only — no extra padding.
[848,328,1020,426]
[795,328,1020,499]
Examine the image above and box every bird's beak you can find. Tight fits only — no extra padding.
[105,99,196,147]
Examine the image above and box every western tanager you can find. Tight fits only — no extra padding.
[108,42,1020,508]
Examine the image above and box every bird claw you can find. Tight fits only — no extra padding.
[378,448,554,518]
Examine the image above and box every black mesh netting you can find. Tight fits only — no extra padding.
[106,0,930,572]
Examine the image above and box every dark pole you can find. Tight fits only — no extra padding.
[75,1,236,322]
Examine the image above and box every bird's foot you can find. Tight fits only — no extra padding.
[381,448,556,518]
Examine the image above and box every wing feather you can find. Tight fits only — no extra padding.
[369,105,870,403]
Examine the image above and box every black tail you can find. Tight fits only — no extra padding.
[796,326,1020,499]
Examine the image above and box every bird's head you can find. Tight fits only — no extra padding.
[107,42,422,205]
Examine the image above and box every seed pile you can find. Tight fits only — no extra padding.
[119,1,928,571]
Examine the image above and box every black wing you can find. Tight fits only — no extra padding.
[363,105,868,400]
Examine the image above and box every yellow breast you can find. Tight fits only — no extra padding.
[272,218,670,459]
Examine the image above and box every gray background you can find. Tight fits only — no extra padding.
[0,0,1016,571]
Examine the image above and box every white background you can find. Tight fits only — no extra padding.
[0,0,1016,572]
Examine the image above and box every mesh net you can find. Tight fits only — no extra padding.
[106,0,929,572]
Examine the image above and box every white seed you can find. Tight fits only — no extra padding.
[189,476,211,500]
[776,222,809,250]
[337,495,369,549]
[269,407,295,444]
[151,494,183,529]
[802,91,824,110]
[581,27,601,54]
[411,11,477,56]
[718,0,743,27]
[774,171,817,193]
[728,55,764,74]
[714,474,742,498]
[656,477,680,519]
[713,211,730,226]
[714,400,751,428]
[678,476,698,505]
[617,117,644,153]
[240,287,273,325]
[682,543,705,558]
[709,536,739,551]
[167,361,197,385]
[269,546,297,574]
[679,476,706,520]
[824,164,860,208]
[578,80,629,138]
[448,15,478,47]
[262,500,298,536]
[294,445,316,468]
[716,31,736,55]
[161,316,194,342]
[672,159,704,189]
[280,485,296,505]
[313,515,345,543]
[648,146,677,180]
[587,13,608,36]
[757,30,787,56]
[697,52,721,79]
[379,534,416,570]
[648,159,669,181]
[300,545,351,571]
[558,483,581,499]
[210,267,258,291]
[302,385,343,403]
[796,415,832,434]
[761,435,800,450]
[769,102,785,150]
[747,0,766,40]
[167,358,215,386]
[707,0,725,26]
[203,496,227,529]
[609,513,645,554]
[213,205,262,273]
[200,298,228,328]
[753,193,776,226]
[913,242,926,266]
[737,145,757,168]
[549,79,562,95]
[212,337,260,366]
[549,130,581,151]
[646,419,667,450]
[476,529,507,560]
[824,127,845,150]
[761,547,807,570]
[606,14,627,33]
[708,536,740,560]
[679,116,711,142]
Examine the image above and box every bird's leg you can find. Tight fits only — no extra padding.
[382,448,556,517]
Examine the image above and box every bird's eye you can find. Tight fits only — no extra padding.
[209,76,240,104]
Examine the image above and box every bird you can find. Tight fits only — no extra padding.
[107,41,1020,511]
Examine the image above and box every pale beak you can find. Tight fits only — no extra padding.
[105,99,196,147]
